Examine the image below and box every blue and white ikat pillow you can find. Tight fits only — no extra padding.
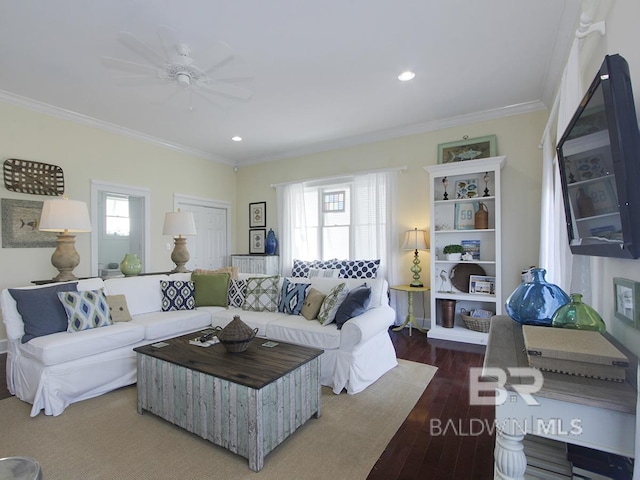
[160,280,196,312]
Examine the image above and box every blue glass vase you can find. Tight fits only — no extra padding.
[265,228,278,255]
[505,268,570,326]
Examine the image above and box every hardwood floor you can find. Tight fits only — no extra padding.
[0,329,494,479]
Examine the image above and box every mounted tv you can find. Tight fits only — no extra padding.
[556,54,640,259]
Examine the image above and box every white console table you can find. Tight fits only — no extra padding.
[483,316,637,479]
[231,254,279,275]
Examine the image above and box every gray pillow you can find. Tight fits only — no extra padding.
[10,282,79,343]
[334,284,371,329]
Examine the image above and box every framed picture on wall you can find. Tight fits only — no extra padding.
[613,277,640,327]
[249,229,266,254]
[249,202,266,228]
[438,135,497,164]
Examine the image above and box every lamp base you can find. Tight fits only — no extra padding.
[409,282,424,288]
[170,236,191,273]
[50,234,80,282]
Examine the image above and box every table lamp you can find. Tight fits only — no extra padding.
[39,196,92,281]
[402,227,428,287]
[162,210,197,273]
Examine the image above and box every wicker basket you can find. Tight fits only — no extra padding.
[214,315,258,353]
[461,313,492,333]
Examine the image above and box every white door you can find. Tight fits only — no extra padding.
[176,201,229,270]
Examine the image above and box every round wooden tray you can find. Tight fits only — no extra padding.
[449,263,486,293]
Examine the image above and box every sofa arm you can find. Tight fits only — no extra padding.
[339,304,395,350]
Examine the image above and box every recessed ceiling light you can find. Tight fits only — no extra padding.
[398,71,416,82]
[231,136,242,142]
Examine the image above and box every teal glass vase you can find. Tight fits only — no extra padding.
[552,293,606,332]
[505,268,570,326]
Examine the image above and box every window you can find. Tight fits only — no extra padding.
[105,194,130,236]
[305,184,351,260]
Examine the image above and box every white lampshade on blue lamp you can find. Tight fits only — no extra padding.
[163,210,197,273]
[402,228,429,287]
[39,196,92,281]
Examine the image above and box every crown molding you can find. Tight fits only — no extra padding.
[243,100,547,166]
[0,89,233,165]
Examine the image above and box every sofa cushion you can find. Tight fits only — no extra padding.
[228,279,247,307]
[209,307,281,338]
[278,279,310,315]
[160,280,195,312]
[104,275,169,316]
[9,282,79,343]
[58,289,113,332]
[266,314,342,350]
[242,276,279,312]
[317,282,349,326]
[308,268,340,278]
[131,309,211,341]
[191,273,229,307]
[106,294,132,322]
[19,322,144,366]
[334,284,371,329]
[301,288,326,320]
[338,259,380,279]
[193,266,239,280]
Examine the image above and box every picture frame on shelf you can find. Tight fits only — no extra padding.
[461,239,481,260]
[455,178,480,199]
[249,229,266,254]
[613,277,640,326]
[469,275,495,295]
[438,135,497,164]
[249,202,266,228]
[581,177,618,216]
[454,202,478,230]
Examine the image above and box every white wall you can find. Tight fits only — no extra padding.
[0,102,236,341]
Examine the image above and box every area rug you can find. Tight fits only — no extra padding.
[0,359,436,480]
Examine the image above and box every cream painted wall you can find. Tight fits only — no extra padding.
[0,102,236,341]
[236,110,548,320]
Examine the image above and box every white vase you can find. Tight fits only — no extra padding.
[446,253,462,261]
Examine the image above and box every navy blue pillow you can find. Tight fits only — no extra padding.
[334,284,371,329]
[9,282,79,343]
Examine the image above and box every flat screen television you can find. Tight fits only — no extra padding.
[556,54,640,258]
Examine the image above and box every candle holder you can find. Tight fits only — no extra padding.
[442,177,449,200]
[483,172,491,197]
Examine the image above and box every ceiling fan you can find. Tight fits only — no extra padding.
[101,25,252,107]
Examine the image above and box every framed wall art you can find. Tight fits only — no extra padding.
[249,202,266,228]
[613,277,640,326]
[1,198,57,248]
[249,229,266,254]
[438,135,497,164]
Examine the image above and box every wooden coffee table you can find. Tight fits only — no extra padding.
[134,332,323,471]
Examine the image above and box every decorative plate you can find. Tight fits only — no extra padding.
[449,263,486,293]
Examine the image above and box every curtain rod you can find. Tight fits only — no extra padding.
[270,165,408,188]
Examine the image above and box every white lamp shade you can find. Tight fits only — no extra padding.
[401,228,428,251]
[39,197,92,233]
[163,211,197,236]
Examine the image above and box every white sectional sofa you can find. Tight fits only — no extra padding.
[1,273,397,417]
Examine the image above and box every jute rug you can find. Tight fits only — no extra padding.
[0,359,436,480]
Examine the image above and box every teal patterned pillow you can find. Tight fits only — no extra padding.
[278,278,311,315]
[58,289,113,332]
[242,276,279,312]
[317,282,349,326]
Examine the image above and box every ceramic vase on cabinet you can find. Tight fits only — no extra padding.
[120,253,142,277]
[505,268,570,326]
[265,228,278,255]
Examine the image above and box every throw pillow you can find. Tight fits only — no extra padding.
[242,276,279,312]
[228,278,248,308]
[58,289,114,332]
[9,282,79,343]
[193,266,239,280]
[160,280,195,311]
[106,294,132,322]
[308,268,340,278]
[339,259,380,279]
[317,282,349,326]
[191,272,230,307]
[301,288,326,320]
[278,279,311,315]
[334,284,372,329]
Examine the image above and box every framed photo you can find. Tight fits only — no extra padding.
[454,202,477,230]
[613,277,640,326]
[438,135,497,164]
[249,202,266,228]
[455,178,479,199]
[249,229,266,254]
[469,275,495,295]
[582,178,618,216]
[461,239,481,260]
[1,198,57,248]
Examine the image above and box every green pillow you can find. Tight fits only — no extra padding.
[191,273,230,307]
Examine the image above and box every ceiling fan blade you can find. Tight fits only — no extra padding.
[112,76,167,87]
[208,64,254,82]
[117,31,167,67]
[203,41,235,74]
[191,88,234,111]
[157,25,180,60]
[101,56,160,75]
[200,82,252,101]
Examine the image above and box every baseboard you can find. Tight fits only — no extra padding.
[0,338,7,354]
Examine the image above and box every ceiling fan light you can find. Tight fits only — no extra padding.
[176,72,191,88]
[398,71,416,82]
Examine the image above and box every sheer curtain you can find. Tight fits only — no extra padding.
[276,169,398,283]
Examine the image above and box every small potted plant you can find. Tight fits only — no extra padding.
[443,244,464,261]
